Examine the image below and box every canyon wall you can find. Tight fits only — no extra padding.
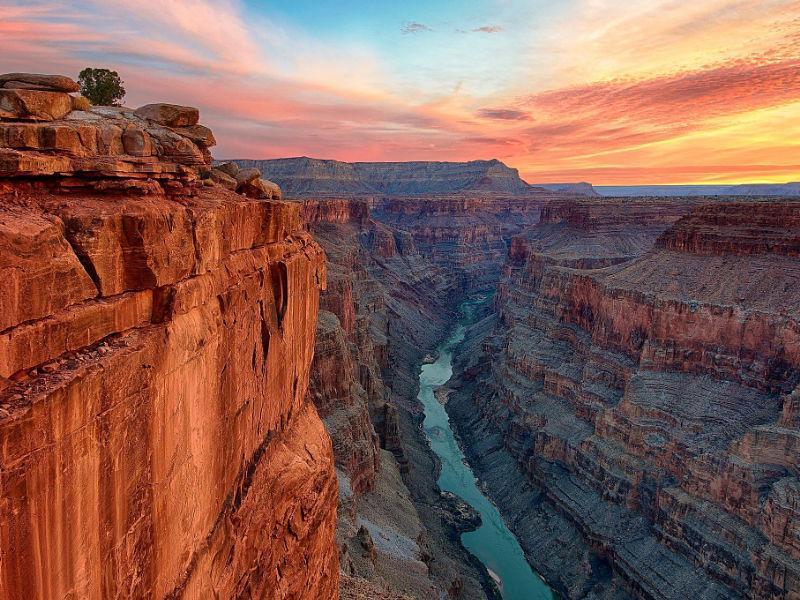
[0,89,338,598]
[446,198,800,599]
[302,194,543,598]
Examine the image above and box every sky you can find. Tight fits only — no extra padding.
[2,0,800,184]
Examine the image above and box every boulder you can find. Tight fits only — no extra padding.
[0,89,73,121]
[134,103,199,127]
[170,124,215,148]
[238,177,282,200]
[261,178,282,200]
[235,167,261,186]
[216,161,239,177]
[121,125,153,157]
[0,73,80,93]
[210,168,237,191]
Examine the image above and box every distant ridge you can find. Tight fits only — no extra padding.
[534,182,600,197]
[596,182,800,197]
[228,157,536,197]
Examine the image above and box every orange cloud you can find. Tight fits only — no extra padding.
[2,0,800,184]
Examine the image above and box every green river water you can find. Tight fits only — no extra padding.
[418,298,554,600]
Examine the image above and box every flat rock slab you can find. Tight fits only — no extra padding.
[134,103,199,127]
[0,89,73,121]
[170,124,215,147]
[0,73,80,93]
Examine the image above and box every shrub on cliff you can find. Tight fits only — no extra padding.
[78,68,126,106]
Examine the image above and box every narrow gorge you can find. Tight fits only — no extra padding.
[1,72,799,600]
[255,157,800,599]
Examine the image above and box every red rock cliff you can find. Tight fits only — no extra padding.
[447,197,800,599]
[0,77,338,599]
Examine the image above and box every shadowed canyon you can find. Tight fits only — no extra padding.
[1,72,799,600]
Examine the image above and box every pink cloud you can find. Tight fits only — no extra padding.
[2,0,800,184]
[519,56,800,159]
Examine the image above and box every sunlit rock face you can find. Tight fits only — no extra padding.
[446,197,800,599]
[0,82,338,599]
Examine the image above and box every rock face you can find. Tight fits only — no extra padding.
[230,157,535,196]
[371,195,542,289]
[302,195,541,599]
[445,197,800,599]
[0,84,338,599]
[0,104,214,191]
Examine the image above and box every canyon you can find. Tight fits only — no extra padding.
[274,171,800,598]
[2,73,799,600]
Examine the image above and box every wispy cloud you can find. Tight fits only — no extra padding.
[2,0,800,184]
[472,25,503,33]
[477,108,531,121]
[401,21,432,34]
[522,56,800,152]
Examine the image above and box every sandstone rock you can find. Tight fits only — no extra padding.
[0,89,73,121]
[238,176,282,200]
[235,167,260,186]
[209,167,237,190]
[170,123,215,147]
[134,102,199,127]
[444,197,800,600]
[0,90,337,598]
[121,124,153,156]
[0,73,80,93]
[0,193,336,598]
[233,166,281,200]
[215,161,239,177]
[0,206,97,332]
[0,101,212,187]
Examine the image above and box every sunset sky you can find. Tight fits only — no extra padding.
[3,0,800,184]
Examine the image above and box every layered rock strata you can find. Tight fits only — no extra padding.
[304,198,486,598]
[302,195,549,599]
[370,195,542,289]
[446,198,800,599]
[0,80,338,599]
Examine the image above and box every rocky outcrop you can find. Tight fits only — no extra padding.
[211,161,281,200]
[446,198,800,599]
[0,79,338,599]
[656,201,800,257]
[230,157,535,197]
[0,107,211,191]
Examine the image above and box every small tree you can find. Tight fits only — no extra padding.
[78,68,126,106]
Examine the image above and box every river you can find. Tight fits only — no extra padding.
[418,298,554,600]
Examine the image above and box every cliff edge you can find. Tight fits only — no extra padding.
[0,73,339,598]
